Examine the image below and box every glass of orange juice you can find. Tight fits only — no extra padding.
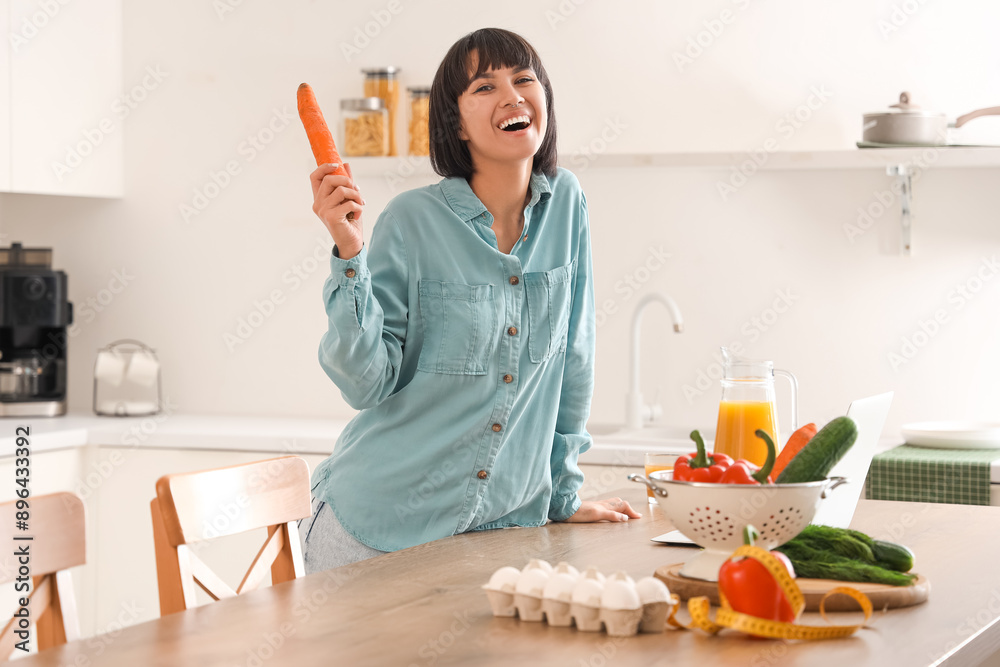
[644,453,677,502]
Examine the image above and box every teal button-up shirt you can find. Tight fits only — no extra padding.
[311,166,594,552]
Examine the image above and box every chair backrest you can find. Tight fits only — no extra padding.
[0,492,85,658]
[150,456,312,615]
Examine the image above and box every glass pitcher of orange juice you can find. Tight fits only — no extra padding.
[713,347,798,467]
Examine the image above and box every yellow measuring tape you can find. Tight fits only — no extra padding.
[666,545,874,640]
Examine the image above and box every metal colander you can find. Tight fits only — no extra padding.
[629,470,846,581]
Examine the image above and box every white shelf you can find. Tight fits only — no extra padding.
[342,147,1000,177]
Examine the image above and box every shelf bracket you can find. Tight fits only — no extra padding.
[887,164,914,255]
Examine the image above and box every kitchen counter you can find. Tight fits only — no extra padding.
[15,486,1000,666]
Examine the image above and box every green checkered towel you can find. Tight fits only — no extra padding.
[865,445,1000,505]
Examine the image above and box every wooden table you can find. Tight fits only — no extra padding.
[17,488,1000,666]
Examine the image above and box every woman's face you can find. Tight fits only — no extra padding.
[456,52,547,169]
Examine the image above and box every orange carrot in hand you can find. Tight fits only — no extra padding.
[772,423,818,480]
[297,83,345,171]
[298,82,353,218]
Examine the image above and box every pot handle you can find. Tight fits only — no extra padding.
[954,106,1000,129]
[821,476,849,499]
[627,474,668,498]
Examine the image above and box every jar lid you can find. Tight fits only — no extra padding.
[340,97,386,111]
[407,86,431,96]
[361,66,400,77]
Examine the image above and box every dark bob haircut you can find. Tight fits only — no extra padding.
[429,28,558,179]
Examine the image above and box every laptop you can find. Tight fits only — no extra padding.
[651,391,894,545]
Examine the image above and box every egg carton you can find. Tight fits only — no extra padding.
[482,559,675,637]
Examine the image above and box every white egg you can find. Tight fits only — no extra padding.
[636,576,671,604]
[484,566,521,593]
[542,571,579,603]
[515,566,551,598]
[600,572,642,611]
[524,558,554,573]
[571,575,605,608]
[553,561,580,578]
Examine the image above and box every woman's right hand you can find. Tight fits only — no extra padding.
[311,162,365,259]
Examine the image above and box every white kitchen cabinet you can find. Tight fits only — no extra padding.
[4,0,122,197]
[91,447,327,634]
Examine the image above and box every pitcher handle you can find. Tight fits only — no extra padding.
[773,369,798,433]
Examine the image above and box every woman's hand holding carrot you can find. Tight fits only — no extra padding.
[311,162,365,259]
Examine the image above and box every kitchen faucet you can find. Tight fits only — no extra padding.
[625,292,684,430]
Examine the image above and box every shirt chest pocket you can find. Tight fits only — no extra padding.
[524,261,575,364]
[417,280,498,375]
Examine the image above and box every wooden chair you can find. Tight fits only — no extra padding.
[0,492,85,658]
[150,455,312,616]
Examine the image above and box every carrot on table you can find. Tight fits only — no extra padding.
[772,423,818,480]
[297,83,347,175]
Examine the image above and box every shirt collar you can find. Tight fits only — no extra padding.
[440,171,552,224]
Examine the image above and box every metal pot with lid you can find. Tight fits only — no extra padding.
[862,91,1000,146]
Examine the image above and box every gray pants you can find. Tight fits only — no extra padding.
[298,496,386,574]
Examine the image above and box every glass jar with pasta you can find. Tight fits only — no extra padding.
[407,86,431,156]
[361,67,400,156]
[339,97,389,157]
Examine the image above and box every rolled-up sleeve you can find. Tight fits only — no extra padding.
[548,192,595,521]
[318,210,408,410]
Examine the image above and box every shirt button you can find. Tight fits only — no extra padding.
[492,423,502,432]
[503,374,513,383]
[345,268,356,278]
[509,276,519,285]
[477,470,488,480]
[507,326,518,336]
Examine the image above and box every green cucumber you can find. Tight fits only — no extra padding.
[872,539,915,572]
[775,416,858,484]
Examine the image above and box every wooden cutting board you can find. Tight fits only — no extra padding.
[655,563,930,611]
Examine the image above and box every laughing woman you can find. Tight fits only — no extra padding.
[300,27,640,572]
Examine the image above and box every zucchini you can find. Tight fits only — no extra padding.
[872,539,915,572]
[775,416,858,484]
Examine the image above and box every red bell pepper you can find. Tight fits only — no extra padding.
[673,431,734,482]
[718,429,776,485]
[718,525,797,632]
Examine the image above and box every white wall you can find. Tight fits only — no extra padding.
[1,0,998,437]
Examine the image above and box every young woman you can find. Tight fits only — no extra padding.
[300,28,640,573]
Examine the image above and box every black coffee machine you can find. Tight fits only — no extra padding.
[0,243,73,417]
